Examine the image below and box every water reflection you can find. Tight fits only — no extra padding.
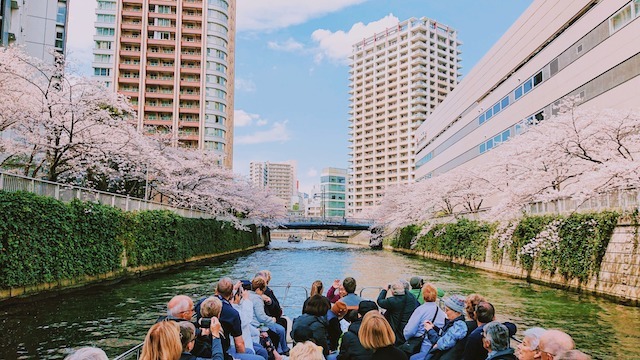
[0,239,638,359]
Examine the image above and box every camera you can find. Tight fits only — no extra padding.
[193,317,212,328]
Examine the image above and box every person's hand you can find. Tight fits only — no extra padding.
[424,320,434,331]
[333,279,340,288]
[210,317,222,338]
[271,317,277,323]
[261,294,272,304]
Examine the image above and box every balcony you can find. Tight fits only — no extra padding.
[120,35,142,44]
[119,63,140,71]
[180,65,201,74]
[119,89,139,98]
[143,119,173,127]
[147,38,176,46]
[145,91,174,99]
[179,105,200,114]
[182,26,202,35]
[178,132,199,141]
[180,79,200,87]
[122,9,143,17]
[118,76,140,84]
[179,119,200,127]
[181,40,202,49]
[120,49,141,57]
[144,105,174,113]
[180,52,201,61]
[146,64,175,72]
[181,13,202,21]
[151,12,177,20]
[123,0,143,3]
[182,0,203,9]
[147,51,175,60]
[121,22,142,31]
[179,92,200,100]
[146,77,174,86]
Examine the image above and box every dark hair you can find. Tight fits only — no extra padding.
[343,277,357,294]
[304,294,330,316]
[251,277,266,291]
[475,301,495,324]
[216,277,233,299]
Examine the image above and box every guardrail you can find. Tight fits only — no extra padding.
[0,171,214,219]
[112,343,143,360]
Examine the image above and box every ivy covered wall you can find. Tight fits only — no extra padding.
[0,191,262,290]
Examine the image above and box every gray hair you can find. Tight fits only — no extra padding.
[65,347,108,360]
[483,321,510,352]
[523,327,546,350]
[167,296,192,317]
[391,280,406,296]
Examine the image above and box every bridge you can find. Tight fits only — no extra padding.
[277,216,375,230]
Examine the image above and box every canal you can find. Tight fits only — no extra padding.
[1,240,639,359]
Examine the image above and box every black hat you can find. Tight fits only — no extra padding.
[358,300,378,316]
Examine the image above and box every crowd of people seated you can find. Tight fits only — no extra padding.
[64,272,593,360]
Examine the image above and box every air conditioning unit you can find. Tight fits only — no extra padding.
[11,0,19,9]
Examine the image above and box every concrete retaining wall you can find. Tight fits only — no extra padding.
[391,224,640,305]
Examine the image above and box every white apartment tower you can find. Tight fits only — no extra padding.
[249,161,297,209]
[0,0,70,63]
[348,17,461,214]
[92,0,236,168]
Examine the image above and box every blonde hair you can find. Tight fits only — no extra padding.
[257,269,272,283]
[465,293,486,320]
[289,341,324,360]
[199,296,222,318]
[140,321,182,360]
[310,280,324,297]
[422,283,438,303]
[358,311,395,350]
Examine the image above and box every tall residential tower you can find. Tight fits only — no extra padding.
[249,161,297,209]
[348,17,461,214]
[92,0,235,168]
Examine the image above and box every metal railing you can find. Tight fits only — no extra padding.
[284,216,375,226]
[112,343,143,360]
[0,171,214,219]
[526,188,640,215]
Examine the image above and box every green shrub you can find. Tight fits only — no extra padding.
[414,219,491,261]
[391,225,421,249]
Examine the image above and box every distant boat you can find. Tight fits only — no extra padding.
[287,235,301,243]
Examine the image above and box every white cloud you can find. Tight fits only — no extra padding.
[306,168,318,177]
[237,0,369,32]
[256,119,268,126]
[235,78,257,92]
[311,14,400,64]
[234,110,262,127]
[267,38,305,52]
[236,121,291,144]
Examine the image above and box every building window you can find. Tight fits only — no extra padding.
[97,1,116,10]
[156,5,172,14]
[96,27,115,36]
[97,14,115,23]
[94,68,110,76]
[95,41,112,49]
[94,54,111,63]
[55,32,64,48]
[157,18,171,27]
[57,2,67,23]
[610,4,633,33]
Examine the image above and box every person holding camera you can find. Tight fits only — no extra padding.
[179,319,224,360]
[377,280,418,347]
[231,281,271,359]
[401,283,446,359]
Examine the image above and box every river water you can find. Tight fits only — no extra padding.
[1,240,639,359]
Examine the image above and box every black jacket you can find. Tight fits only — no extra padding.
[377,289,418,345]
[291,314,330,355]
[337,319,373,360]
[372,345,408,360]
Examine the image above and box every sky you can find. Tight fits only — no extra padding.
[66,0,533,194]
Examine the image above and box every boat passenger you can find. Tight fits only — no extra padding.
[304,280,332,311]
[515,327,546,360]
[292,294,331,356]
[408,277,425,305]
[462,301,517,360]
[248,276,290,355]
[402,283,446,359]
[538,330,575,360]
[289,341,325,360]
[422,294,474,360]
[64,347,108,360]
[140,321,182,360]
[340,277,364,308]
[255,270,285,325]
[377,280,418,346]
[327,279,345,304]
[327,300,348,352]
[482,321,517,360]
[465,293,486,322]
[179,321,224,360]
[358,312,408,360]
[336,300,378,360]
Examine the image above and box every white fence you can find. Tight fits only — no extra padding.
[0,171,214,219]
[526,189,640,215]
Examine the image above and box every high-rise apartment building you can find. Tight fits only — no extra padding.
[320,167,347,217]
[415,0,640,180]
[92,0,235,168]
[249,161,297,209]
[0,0,69,63]
[348,17,461,214]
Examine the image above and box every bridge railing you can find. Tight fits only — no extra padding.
[284,216,375,225]
[0,171,214,219]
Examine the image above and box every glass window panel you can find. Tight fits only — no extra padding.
[524,78,533,93]
[515,86,523,100]
[485,108,493,120]
[486,139,493,150]
[479,143,486,153]
[501,96,509,108]
[493,103,501,115]
[478,113,485,124]
[502,129,510,141]
[533,71,543,86]
[493,135,501,144]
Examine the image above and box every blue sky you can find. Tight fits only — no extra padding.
[67,0,532,193]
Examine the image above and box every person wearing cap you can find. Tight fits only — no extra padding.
[422,294,472,360]
[327,301,348,352]
[336,300,378,360]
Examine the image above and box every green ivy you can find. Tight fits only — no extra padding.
[511,215,557,271]
[390,225,420,249]
[0,191,259,289]
[413,219,491,261]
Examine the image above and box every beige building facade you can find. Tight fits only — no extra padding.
[348,17,461,214]
[249,160,297,209]
[415,0,640,180]
[92,0,235,168]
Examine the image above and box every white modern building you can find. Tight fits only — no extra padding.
[0,0,69,63]
[415,0,640,180]
[92,0,236,168]
[249,160,297,209]
[348,17,461,214]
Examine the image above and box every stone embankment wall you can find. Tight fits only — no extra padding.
[390,224,639,305]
